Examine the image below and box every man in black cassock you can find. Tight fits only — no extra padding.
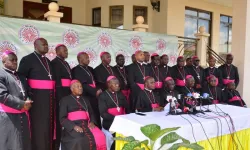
[159,77,180,107]
[127,51,151,112]
[51,44,72,149]
[223,82,246,107]
[94,52,117,90]
[143,51,150,67]
[218,54,239,88]
[201,75,223,105]
[159,54,172,79]
[186,56,204,93]
[113,54,130,103]
[136,76,163,112]
[171,56,190,92]
[18,38,55,150]
[149,53,164,93]
[204,56,223,88]
[0,52,32,150]
[72,52,102,128]
[60,80,106,150]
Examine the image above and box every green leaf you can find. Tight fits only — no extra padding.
[160,132,190,146]
[168,142,204,150]
[140,140,149,146]
[122,141,141,150]
[140,124,161,139]
[113,136,136,142]
[149,127,180,141]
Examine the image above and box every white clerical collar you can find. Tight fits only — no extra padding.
[144,88,152,93]
[227,64,231,66]
[137,61,143,66]
[56,56,65,60]
[210,67,215,69]
[143,62,148,65]
[117,65,124,69]
[76,96,80,99]
[3,67,16,74]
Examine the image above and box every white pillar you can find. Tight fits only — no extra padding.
[232,0,250,106]
[44,2,63,23]
[132,16,149,32]
[195,26,210,67]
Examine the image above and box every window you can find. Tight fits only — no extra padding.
[184,7,212,45]
[133,6,148,24]
[92,7,101,27]
[110,6,124,29]
[219,15,232,53]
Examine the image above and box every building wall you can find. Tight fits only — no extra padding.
[3,0,233,52]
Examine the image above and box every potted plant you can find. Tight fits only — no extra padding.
[114,124,204,150]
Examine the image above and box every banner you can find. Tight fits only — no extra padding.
[0,16,178,68]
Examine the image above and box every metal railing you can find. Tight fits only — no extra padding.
[207,45,226,66]
[177,36,198,59]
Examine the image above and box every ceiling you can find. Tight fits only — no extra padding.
[203,0,232,7]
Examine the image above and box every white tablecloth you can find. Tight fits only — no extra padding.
[110,104,250,148]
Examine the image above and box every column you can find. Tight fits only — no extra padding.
[132,16,149,32]
[44,2,63,23]
[232,0,250,106]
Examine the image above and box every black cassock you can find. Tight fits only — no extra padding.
[60,95,106,150]
[223,89,246,107]
[72,65,102,128]
[159,88,180,107]
[149,64,165,94]
[201,84,223,105]
[136,89,161,112]
[0,68,31,150]
[18,52,55,150]
[98,91,130,130]
[203,67,223,88]
[94,64,118,90]
[218,64,240,87]
[127,62,151,111]
[159,65,172,80]
[51,56,72,148]
[171,65,190,92]
[186,66,204,92]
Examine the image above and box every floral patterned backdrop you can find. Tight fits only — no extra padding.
[0,16,178,68]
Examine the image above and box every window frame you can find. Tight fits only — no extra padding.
[92,7,101,27]
[220,14,232,52]
[185,7,212,46]
[133,6,148,24]
[109,5,124,29]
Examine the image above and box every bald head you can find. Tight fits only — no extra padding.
[56,44,68,59]
[70,80,83,96]
[135,51,145,62]
[2,52,18,71]
[101,52,111,65]
[107,77,120,92]
[34,38,49,55]
[77,52,90,66]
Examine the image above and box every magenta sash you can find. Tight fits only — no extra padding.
[107,107,125,116]
[121,90,130,103]
[229,96,243,107]
[89,83,96,88]
[155,82,163,89]
[0,103,31,138]
[136,83,144,90]
[175,79,185,86]
[67,111,107,150]
[28,79,55,89]
[151,103,159,108]
[213,100,219,104]
[223,79,235,85]
[61,79,71,87]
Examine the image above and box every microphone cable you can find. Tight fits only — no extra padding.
[179,115,197,143]
[195,113,222,150]
[188,114,215,150]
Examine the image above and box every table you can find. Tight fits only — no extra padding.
[110,104,250,150]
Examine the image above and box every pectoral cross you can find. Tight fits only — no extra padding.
[48,73,52,80]
[197,75,200,79]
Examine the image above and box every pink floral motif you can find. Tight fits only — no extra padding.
[156,39,166,50]
[67,61,77,69]
[63,29,79,48]
[18,25,40,44]
[98,32,112,48]
[116,50,129,65]
[169,54,177,66]
[45,45,56,61]
[129,36,143,51]
[82,48,97,66]
[0,41,17,60]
